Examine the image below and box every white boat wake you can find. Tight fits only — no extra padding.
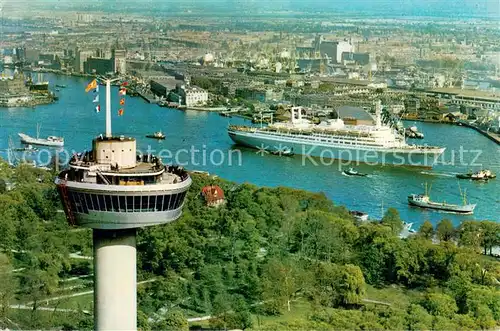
[420,171,455,177]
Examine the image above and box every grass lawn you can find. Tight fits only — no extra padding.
[42,293,93,310]
[365,284,422,309]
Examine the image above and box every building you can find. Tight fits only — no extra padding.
[76,13,93,23]
[84,57,114,75]
[319,40,354,63]
[430,88,500,111]
[201,185,226,207]
[0,72,28,95]
[342,52,371,65]
[336,105,375,125]
[25,49,41,63]
[0,72,32,107]
[442,112,468,122]
[179,86,208,107]
[75,49,93,73]
[112,49,127,74]
[150,78,182,98]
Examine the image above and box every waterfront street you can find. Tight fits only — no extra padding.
[0,73,498,226]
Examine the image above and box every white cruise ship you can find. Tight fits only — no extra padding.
[228,101,445,168]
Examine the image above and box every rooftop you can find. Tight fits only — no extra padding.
[428,88,500,101]
[94,135,136,142]
[337,106,375,122]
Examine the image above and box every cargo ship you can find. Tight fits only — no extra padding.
[228,101,445,168]
[408,183,476,214]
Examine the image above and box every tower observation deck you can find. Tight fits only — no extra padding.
[55,78,191,330]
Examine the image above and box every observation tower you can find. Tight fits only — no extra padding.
[55,78,191,330]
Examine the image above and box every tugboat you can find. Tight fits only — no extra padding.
[456,169,496,181]
[342,167,368,177]
[146,131,166,140]
[408,183,476,214]
[405,125,424,139]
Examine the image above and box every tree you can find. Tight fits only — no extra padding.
[406,304,433,330]
[458,221,482,250]
[446,274,472,314]
[211,295,253,330]
[312,263,365,308]
[261,257,310,313]
[418,221,434,240]
[155,310,188,331]
[0,178,6,193]
[466,286,500,322]
[432,316,458,330]
[381,208,403,235]
[479,221,499,255]
[421,292,458,318]
[436,219,455,242]
[338,264,366,306]
[0,254,16,321]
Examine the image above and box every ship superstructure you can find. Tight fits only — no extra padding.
[228,101,445,168]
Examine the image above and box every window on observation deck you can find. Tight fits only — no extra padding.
[126,196,134,212]
[134,196,142,212]
[162,195,171,211]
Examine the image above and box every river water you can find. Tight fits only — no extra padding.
[0,73,498,227]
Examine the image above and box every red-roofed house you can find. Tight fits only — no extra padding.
[201,185,226,207]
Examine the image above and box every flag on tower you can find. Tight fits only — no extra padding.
[120,98,125,105]
[93,94,99,103]
[118,108,124,116]
[119,88,126,96]
[95,105,101,113]
[85,79,97,92]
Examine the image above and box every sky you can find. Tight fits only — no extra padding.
[3,0,499,18]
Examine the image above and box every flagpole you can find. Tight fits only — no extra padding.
[106,79,112,138]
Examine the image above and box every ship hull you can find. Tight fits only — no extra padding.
[228,130,444,168]
[408,198,476,214]
[18,133,64,147]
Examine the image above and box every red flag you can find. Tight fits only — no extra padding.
[118,109,124,116]
[120,98,125,105]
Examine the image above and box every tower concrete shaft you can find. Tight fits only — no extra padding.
[93,229,137,330]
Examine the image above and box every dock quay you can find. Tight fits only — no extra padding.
[458,121,500,145]
[137,90,159,104]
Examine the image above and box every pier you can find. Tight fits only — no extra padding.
[137,90,159,104]
[458,121,500,145]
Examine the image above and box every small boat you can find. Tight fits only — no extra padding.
[456,169,496,180]
[408,183,476,214]
[220,112,232,118]
[271,148,294,156]
[145,131,166,140]
[55,88,61,92]
[12,144,39,153]
[342,168,368,177]
[350,210,368,221]
[405,126,424,139]
[55,84,67,88]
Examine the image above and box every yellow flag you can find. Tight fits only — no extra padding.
[85,79,97,92]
